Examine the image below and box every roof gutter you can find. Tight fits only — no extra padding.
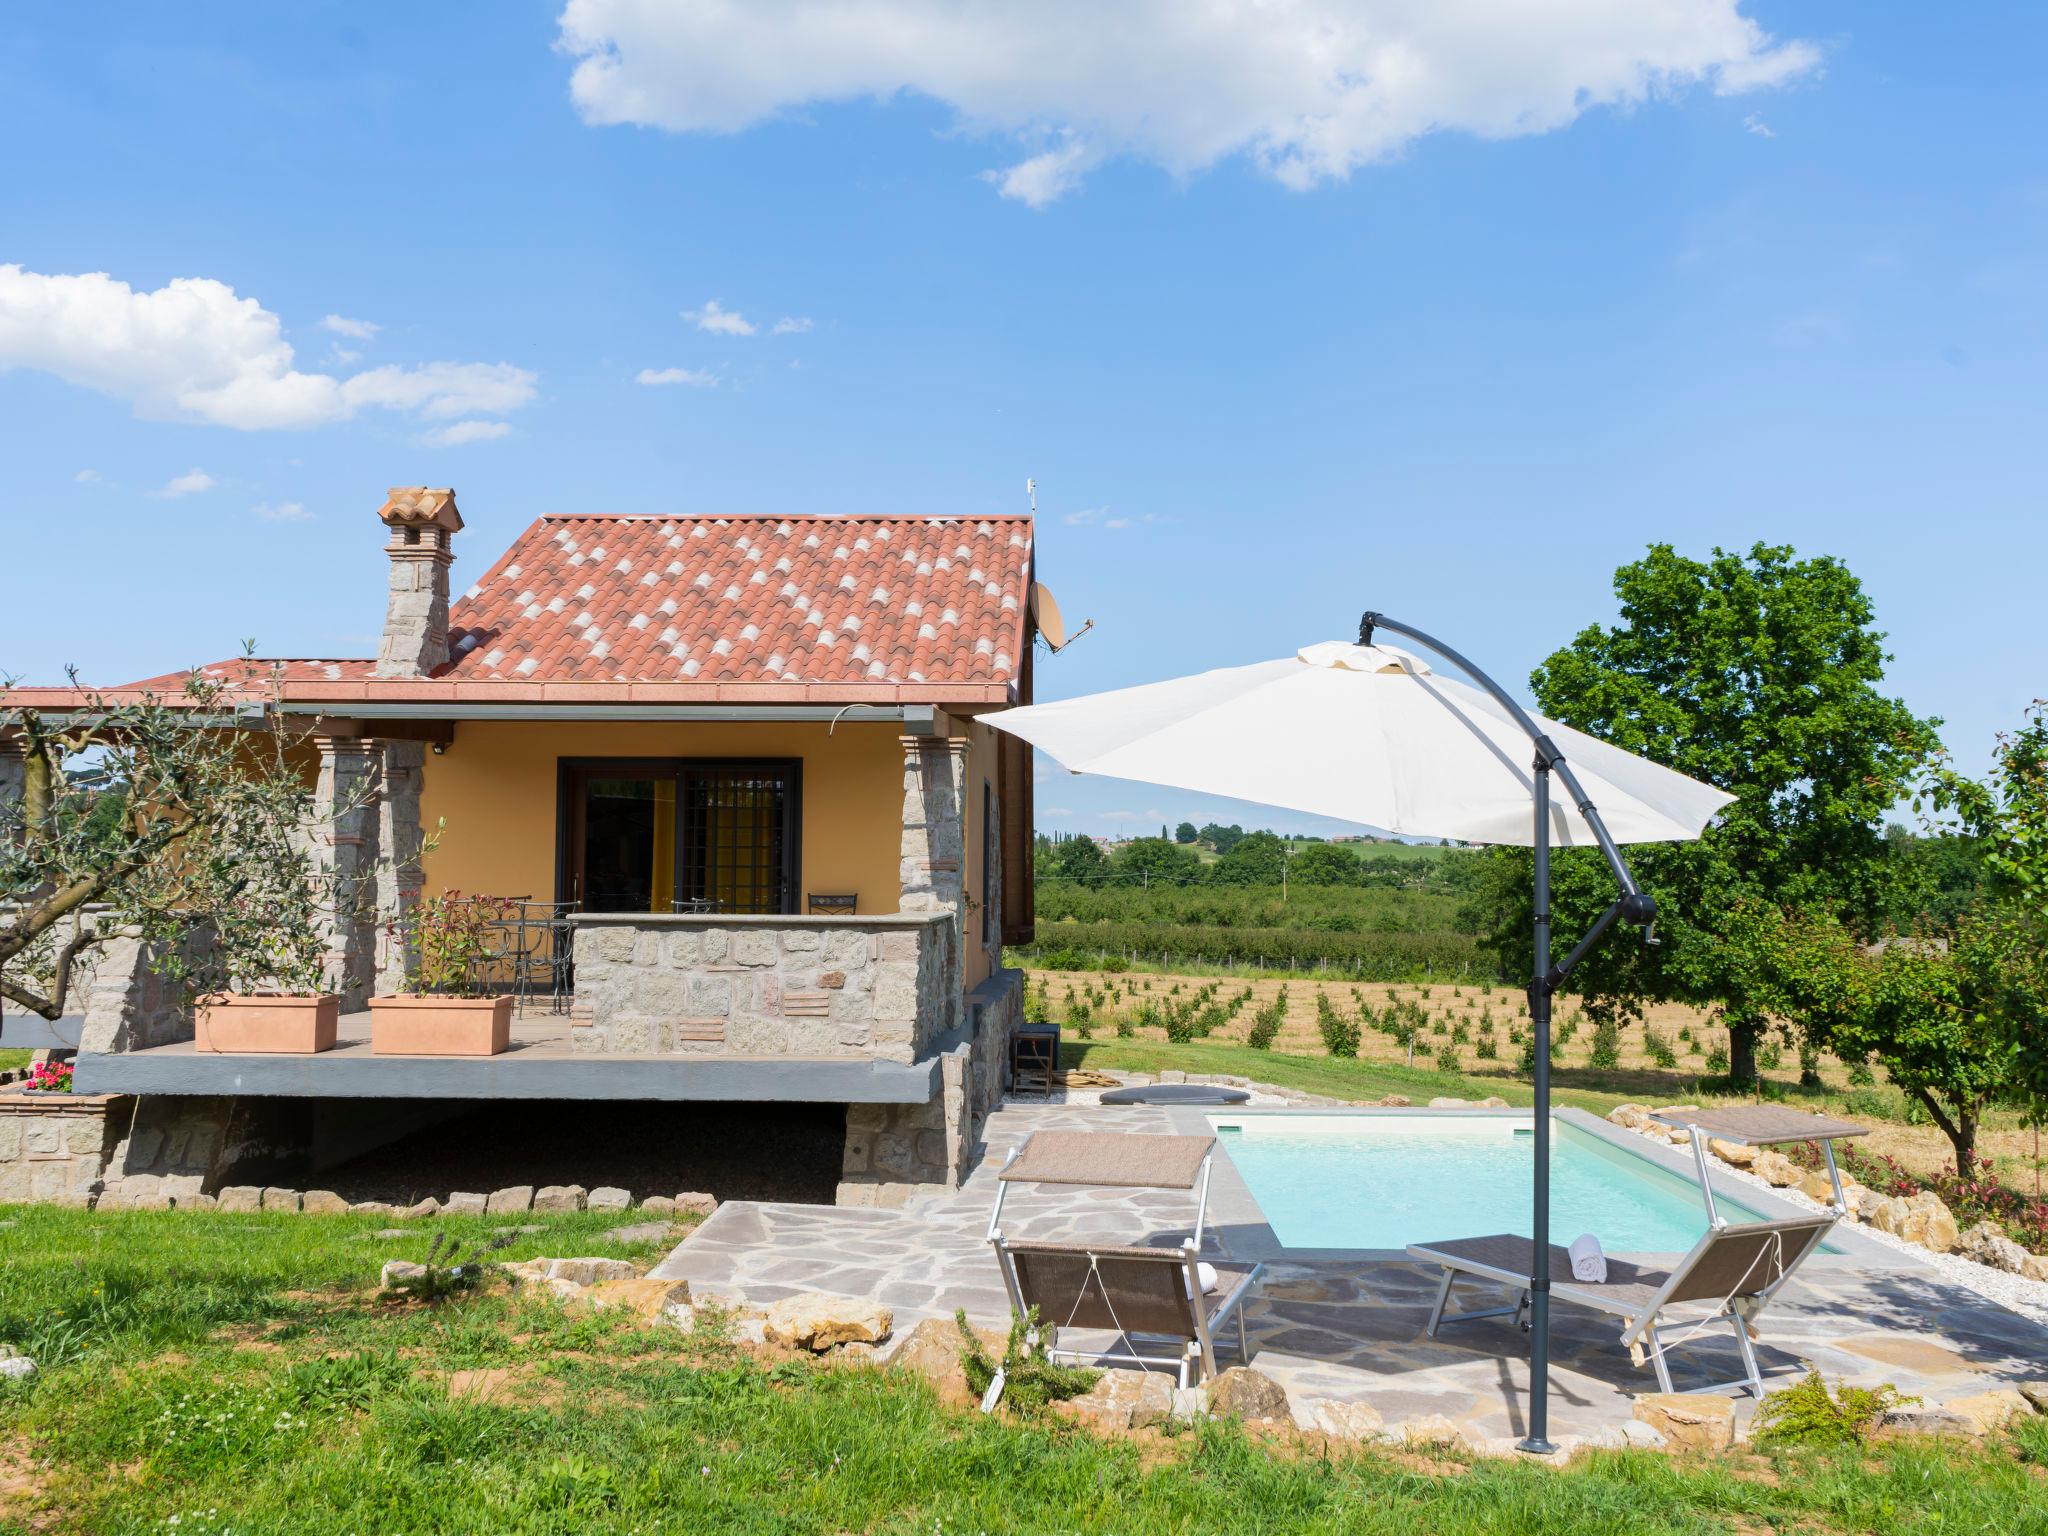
[271,700,940,730]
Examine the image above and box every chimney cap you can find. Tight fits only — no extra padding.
[379,487,463,535]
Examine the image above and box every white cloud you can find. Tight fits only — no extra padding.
[636,366,719,387]
[320,314,379,341]
[1743,112,1776,137]
[254,500,313,522]
[1039,806,1074,817]
[422,419,513,446]
[74,468,102,484]
[152,469,215,499]
[769,315,812,335]
[558,0,1819,205]
[1065,506,1169,531]
[0,265,538,431]
[683,299,755,336]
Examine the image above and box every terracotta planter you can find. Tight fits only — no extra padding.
[194,994,340,1054]
[369,994,513,1057]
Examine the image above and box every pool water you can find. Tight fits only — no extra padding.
[1215,1114,1771,1253]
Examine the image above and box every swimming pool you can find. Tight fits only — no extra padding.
[1212,1113,1775,1253]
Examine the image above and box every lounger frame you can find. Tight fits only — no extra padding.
[1409,1215,1833,1397]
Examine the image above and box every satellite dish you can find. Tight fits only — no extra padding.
[1030,582,1093,654]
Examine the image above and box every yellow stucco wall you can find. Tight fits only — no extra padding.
[418,720,908,916]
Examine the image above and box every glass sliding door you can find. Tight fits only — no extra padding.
[562,760,798,915]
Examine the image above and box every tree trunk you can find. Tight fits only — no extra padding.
[1726,1013,1762,1086]
[1909,1087,1977,1173]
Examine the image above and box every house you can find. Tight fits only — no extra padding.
[1,488,1042,1208]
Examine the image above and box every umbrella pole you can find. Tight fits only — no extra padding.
[1520,759,1557,1456]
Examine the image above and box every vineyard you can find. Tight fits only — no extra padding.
[1016,878,1491,979]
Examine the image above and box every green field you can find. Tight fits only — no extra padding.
[6,1203,2048,1534]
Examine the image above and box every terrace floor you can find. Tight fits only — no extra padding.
[653,1099,2048,1446]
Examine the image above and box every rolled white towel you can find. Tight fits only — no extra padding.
[1197,1261,1221,1295]
[1568,1232,1607,1283]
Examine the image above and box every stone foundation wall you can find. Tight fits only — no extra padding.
[569,914,953,1062]
[836,965,1023,1208]
[0,1092,122,1204]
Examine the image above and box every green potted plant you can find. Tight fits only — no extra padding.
[369,892,513,1056]
[193,802,342,1055]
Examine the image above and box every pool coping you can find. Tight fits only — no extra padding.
[1164,1102,1911,1271]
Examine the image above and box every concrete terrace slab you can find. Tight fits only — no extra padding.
[651,1099,2048,1444]
[74,1010,939,1102]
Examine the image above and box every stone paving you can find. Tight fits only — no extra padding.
[652,1100,2048,1442]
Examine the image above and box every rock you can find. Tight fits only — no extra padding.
[1880,1404,1977,1437]
[216,1185,261,1213]
[1867,1191,1960,1253]
[1159,1070,1187,1084]
[177,1193,217,1212]
[730,1315,770,1346]
[1796,1171,1836,1204]
[1305,1398,1385,1442]
[2023,1255,2048,1282]
[444,1192,487,1215]
[1633,1393,1735,1452]
[2015,1382,2048,1414]
[544,1257,638,1286]
[660,1302,697,1333]
[1205,1366,1289,1422]
[486,1185,535,1214]
[1751,1151,1801,1188]
[533,1184,587,1213]
[260,1187,302,1212]
[301,1190,348,1215]
[1169,1386,1208,1423]
[1428,1097,1473,1109]
[1476,1096,1510,1109]
[603,1221,676,1247]
[0,1355,34,1381]
[579,1277,691,1318]
[1708,1138,1755,1167]
[402,1198,441,1220]
[587,1186,632,1211]
[761,1293,893,1351]
[887,1316,1001,1409]
[380,1260,428,1290]
[351,1201,397,1216]
[1396,1414,1473,1449]
[638,1195,677,1218]
[674,1192,718,1218]
[1052,1368,1177,1431]
[1608,1103,1651,1129]
[1957,1221,2033,1274]
[1943,1389,2033,1434]
[1373,1095,1411,1108]
[1617,1419,1669,1449]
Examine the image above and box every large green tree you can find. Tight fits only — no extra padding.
[1480,543,1939,1083]
[1113,836,1201,886]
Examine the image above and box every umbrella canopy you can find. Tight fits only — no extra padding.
[987,640,1733,846]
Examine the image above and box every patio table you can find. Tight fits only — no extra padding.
[1649,1105,1868,1223]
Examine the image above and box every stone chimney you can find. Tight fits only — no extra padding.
[373,487,462,678]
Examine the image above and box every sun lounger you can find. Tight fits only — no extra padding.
[1407,1214,1834,1396]
[986,1130,1264,1386]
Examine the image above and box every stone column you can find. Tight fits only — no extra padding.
[373,740,425,995]
[899,732,969,1040]
[312,736,382,1011]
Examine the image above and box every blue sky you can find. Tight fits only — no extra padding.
[3,2,2043,838]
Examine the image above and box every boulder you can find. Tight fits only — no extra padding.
[0,1354,34,1381]
[1052,1368,1176,1431]
[533,1184,587,1213]
[587,1186,632,1211]
[1707,1137,1755,1168]
[1633,1392,1735,1452]
[674,1192,719,1218]
[301,1190,349,1215]
[1751,1151,1801,1188]
[887,1316,1004,1410]
[1942,1390,2033,1435]
[579,1277,692,1318]
[1867,1191,1960,1253]
[1880,1404,1977,1437]
[1957,1221,2033,1274]
[1617,1419,1669,1449]
[1373,1095,1411,1108]
[1476,1096,1510,1109]
[2016,1382,2048,1415]
[602,1221,677,1247]
[2024,1254,2048,1282]
[1169,1386,1208,1423]
[402,1197,442,1220]
[486,1186,535,1214]
[351,1201,398,1217]
[1205,1366,1289,1423]
[544,1257,638,1286]
[1396,1414,1473,1449]
[1796,1171,1836,1204]
[1427,1097,1472,1109]
[215,1186,261,1213]
[260,1187,302,1212]
[1608,1104,1652,1131]
[660,1302,697,1333]
[1305,1397,1385,1442]
[380,1260,428,1290]
[445,1192,488,1215]
[638,1195,678,1218]
[761,1293,893,1351]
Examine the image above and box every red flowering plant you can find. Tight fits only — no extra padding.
[1787,1137,2048,1251]
[24,1059,73,1093]
[405,892,516,997]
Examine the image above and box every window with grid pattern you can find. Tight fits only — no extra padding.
[680,765,796,915]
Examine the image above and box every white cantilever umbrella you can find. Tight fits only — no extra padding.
[987,639,1730,848]
[986,615,1734,1453]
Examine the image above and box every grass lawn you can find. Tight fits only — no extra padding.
[1064,1038,1647,1116]
[6,1206,2048,1533]
[0,1050,31,1072]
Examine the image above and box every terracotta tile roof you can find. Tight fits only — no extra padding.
[445,514,1033,687]
[62,513,1034,707]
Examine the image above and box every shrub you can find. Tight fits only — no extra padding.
[1758,1039,1783,1072]
[1588,1020,1621,1071]
[1706,1045,1730,1075]
[1643,1029,1677,1069]
[1475,1037,1498,1060]
[1316,994,1360,1058]
[957,1309,1098,1414]
[1753,1372,1913,1448]
[1435,1045,1461,1076]
[1246,998,1285,1051]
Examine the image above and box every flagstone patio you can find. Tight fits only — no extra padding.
[652,1099,2048,1444]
